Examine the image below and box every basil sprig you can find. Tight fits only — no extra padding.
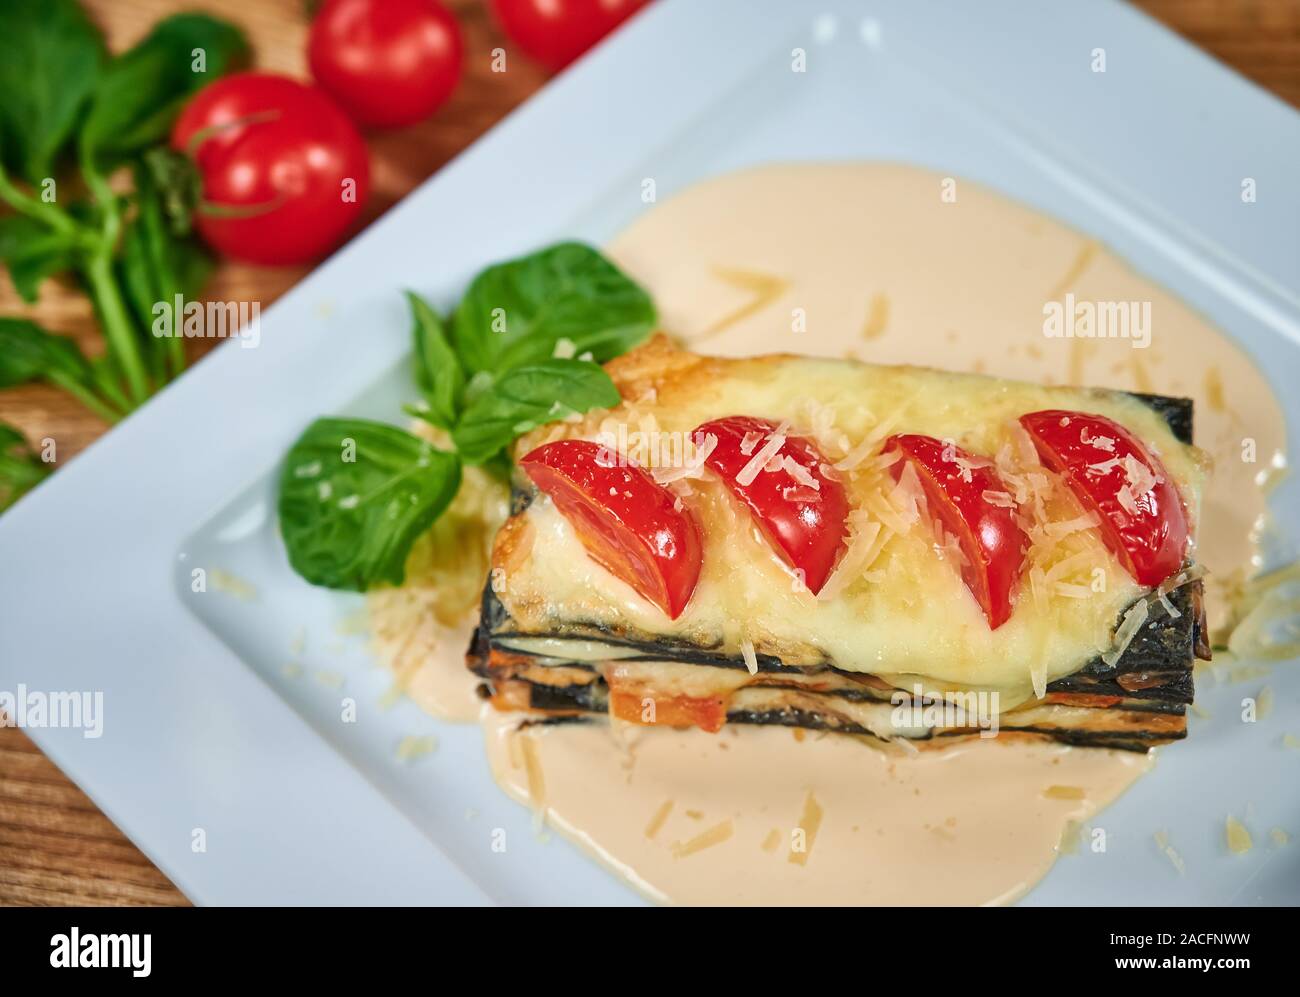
[277,242,654,591]
[0,0,247,427]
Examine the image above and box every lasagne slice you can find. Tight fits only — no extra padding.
[468,337,1209,751]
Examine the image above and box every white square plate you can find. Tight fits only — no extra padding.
[3,0,1298,905]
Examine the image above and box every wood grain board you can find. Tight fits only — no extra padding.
[2,0,1297,906]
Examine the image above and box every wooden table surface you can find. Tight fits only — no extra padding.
[2,0,1298,907]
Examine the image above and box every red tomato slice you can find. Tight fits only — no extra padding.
[694,416,849,595]
[1019,410,1189,587]
[884,434,1028,629]
[519,440,702,619]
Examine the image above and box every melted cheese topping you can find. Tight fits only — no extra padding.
[495,342,1204,708]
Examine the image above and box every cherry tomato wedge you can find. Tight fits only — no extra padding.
[883,434,1028,629]
[519,439,702,619]
[694,416,849,595]
[1019,410,1188,587]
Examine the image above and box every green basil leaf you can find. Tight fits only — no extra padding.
[0,421,49,513]
[0,317,94,389]
[0,216,82,303]
[0,0,104,183]
[451,359,621,464]
[452,242,655,375]
[278,418,462,591]
[407,291,464,430]
[80,14,249,167]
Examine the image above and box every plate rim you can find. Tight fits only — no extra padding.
[1,0,1297,905]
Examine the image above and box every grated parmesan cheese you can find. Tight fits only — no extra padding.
[886,460,925,527]
[1080,426,1116,451]
[1030,660,1047,700]
[1102,599,1149,667]
[1156,589,1182,619]
[1257,685,1274,719]
[787,791,823,867]
[834,436,879,471]
[1086,457,1121,476]
[737,432,786,486]
[1123,453,1159,497]
[395,734,437,762]
[1053,582,1092,599]
[210,568,257,601]
[672,819,734,858]
[644,800,674,840]
[1154,830,1187,875]
[650,432,717,485]
[1225,814,1253,855]
[818,519,883,601]
[781,455,821,490]
[1044,549,1096,584]
[1044,511,1101,539]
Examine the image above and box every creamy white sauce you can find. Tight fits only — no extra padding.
[375,163,1286,905]
[483,710,1152,906]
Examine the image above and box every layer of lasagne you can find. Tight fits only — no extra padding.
[469,337,1209,749]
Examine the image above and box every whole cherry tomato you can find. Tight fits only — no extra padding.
[490,0,648,72]
[309,0,463,128]
[171,73,370,266]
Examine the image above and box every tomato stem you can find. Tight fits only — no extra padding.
[183,109,282,158]
[196,192,290,220]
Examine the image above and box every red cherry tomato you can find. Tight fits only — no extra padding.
[171,73,369,266]
[309,0,463,128]
[519,439,702,619]
[884,434,1028,629]
[490,0,648,71]
[694,416,849,595]
[1019,410,1188,587]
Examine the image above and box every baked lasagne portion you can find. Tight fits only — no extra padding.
[468,336,1210,751]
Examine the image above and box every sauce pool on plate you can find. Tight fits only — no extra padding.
[371,163,1286,905]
